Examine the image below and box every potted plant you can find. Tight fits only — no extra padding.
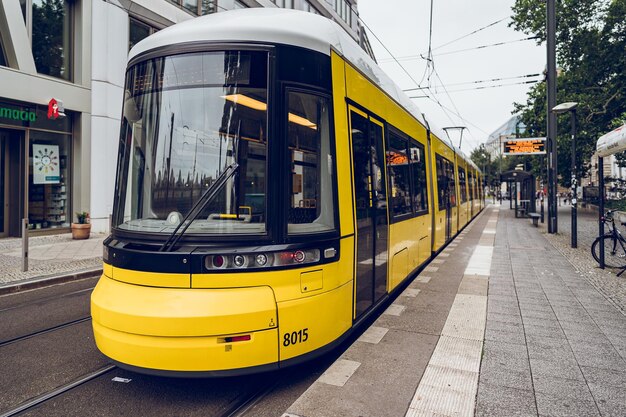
[71,211,91,239]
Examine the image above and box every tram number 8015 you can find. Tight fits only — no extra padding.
[283,328,309,347]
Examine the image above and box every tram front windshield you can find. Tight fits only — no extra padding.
[114,50,269,235]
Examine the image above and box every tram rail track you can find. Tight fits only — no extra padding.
[0,365,116,417]
[0,287,94,314]
[0,316,92,348]
[219,368,297,417]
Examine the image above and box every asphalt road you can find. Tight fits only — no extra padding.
[0,278,333,417]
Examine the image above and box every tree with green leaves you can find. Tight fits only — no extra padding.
[510,0,626,186]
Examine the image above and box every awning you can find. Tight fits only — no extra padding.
[597,124,626,157]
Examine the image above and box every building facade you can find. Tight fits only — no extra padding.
[484,115,526,161]
[0,0,370,237]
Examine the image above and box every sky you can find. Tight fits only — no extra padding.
[357,0,545,154]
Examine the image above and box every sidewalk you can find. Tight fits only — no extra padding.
[0,233,104,289]
[284,203,626,417]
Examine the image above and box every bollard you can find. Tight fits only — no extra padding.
[22,218,28,272]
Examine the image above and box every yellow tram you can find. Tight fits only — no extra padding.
[91,9,484,376]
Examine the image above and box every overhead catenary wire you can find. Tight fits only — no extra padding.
[431,67,481,149]
[416,79,541,94]
[403,73,543,92]
[344,2,427,90]
[379,36,540,63]
[431,16,509,52]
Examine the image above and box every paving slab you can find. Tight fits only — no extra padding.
[285,204,626,417]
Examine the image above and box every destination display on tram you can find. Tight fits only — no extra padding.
[503,137,546,155]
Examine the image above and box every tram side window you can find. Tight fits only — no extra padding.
[468,171,474,201]
[436,155,446,210]
[459,166,467,203]
[447,161,457,207]
[287,91,335,234]
[386,131,412,217]
[435,154,456,209]
[409,141,428,214]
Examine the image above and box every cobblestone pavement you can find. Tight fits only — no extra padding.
[476,205,626,417]
[0,233,104,285]
[539,204,626,314]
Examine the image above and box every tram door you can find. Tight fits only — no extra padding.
[350,109,388,319]
[436,155,453,242]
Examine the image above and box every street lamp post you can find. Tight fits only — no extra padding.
[552,102,579,248]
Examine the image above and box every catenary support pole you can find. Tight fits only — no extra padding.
[570,109,577,248]
[598,156,605,268]
[547,0,558,233]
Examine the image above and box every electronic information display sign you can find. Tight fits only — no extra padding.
[503,138,546,155]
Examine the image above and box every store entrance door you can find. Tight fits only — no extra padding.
[0,131,7,237]
[0,128,24,238]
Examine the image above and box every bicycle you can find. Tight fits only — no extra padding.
[591,210,626,276]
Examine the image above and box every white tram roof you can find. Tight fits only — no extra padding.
[129,8,459,154]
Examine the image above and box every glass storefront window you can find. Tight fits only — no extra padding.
[20,0,27,22]
[32,0,73,81]
[129,18,153,51]
[0,34,7,67]
[217,0,247,10]
[183,0,199,14]
[28,131,71,230]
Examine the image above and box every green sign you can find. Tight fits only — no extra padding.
[0,106,37,122]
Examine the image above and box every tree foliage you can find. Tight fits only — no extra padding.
[510,0,625,186]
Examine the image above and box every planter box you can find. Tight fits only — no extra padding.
[71,223,91,239]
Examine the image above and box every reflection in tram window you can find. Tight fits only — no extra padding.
[459,166,467,203]
[386,131,411,217]
[287,91,335,234]
[114,50,269,235]
[410,142,428,213]
[435,154,456,209]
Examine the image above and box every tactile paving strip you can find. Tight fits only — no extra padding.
[405,208,496,417]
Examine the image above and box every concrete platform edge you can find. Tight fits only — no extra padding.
[0,267,103,296]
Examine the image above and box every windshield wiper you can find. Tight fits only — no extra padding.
[159,163,239,252]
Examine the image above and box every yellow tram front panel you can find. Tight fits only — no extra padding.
[93,236,355,372]
[93,321,278,372]
[108,266,190,288]
[278,280,353,360]
[91,275,279,371]
[191,237,354,301]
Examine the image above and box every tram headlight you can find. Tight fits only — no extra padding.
[255,254,268,267]
[233,254,247,268]
[203,248,325,271]
[293,250,306,263]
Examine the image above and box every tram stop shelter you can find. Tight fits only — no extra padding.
[500,170,536,218]
[596,124,626,268]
